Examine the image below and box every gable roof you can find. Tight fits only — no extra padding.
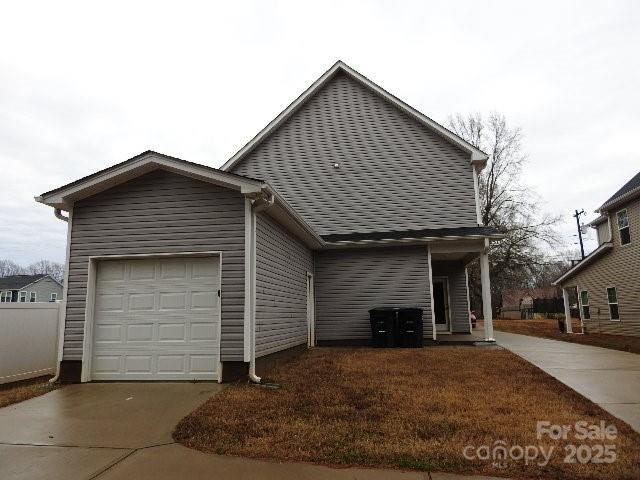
[0,274,49,290]
[220,60,489,172]
[36,151,266,210]
[598,170,640,212]
[587,215,608,227]
[552,242,613,285]
[36,150,326,249]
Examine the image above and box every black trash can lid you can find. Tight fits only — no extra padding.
[369,307,423,313]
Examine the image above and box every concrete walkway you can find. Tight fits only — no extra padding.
[0,382,502,480]
[495,331,640,432]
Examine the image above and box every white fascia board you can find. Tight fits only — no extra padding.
[221,61,488,172]
[37,152,264,210]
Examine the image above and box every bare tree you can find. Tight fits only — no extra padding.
[0,260,22,277]
[25,260,65,283]
[448,112,560,313]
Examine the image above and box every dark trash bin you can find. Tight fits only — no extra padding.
[368,307,423,348]
[368,307,397,347]
[558,318,566,333]
[397,308,423,348]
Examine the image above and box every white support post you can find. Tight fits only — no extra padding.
[427,245,436,340]
[562,288,573,334]
[479,244,494,342]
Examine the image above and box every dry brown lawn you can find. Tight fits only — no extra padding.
[175,347,640,479]
[492,319,640,354]
[0,375,58,409]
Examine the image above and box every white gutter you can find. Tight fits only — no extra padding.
[54,208,69,222]
[247,192,275,383]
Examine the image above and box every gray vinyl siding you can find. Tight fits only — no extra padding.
[254,213,313,357]
[64,170,246,361]
[432,261,470,333]
[21,277,63,302]
[561,199,640,336]
[232,71,477,235]
[314,246,432,341]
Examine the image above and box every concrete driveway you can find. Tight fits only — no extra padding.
[495,331,640,432]
[0,383,222,480]
[0,382,500,480]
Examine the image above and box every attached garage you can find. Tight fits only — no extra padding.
[86,255,221,381]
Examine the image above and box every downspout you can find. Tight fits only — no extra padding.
[50,208,69,383]
[247,192,275,383]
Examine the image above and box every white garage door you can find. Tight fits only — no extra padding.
[90,256,220,381]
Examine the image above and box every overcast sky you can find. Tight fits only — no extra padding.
[1,0,638,266]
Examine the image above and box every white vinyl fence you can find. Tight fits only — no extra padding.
[0,302,60,384]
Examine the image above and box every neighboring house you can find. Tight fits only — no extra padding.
[35,61,500,383]
[500,287,562,319]
[554,171,640,336]
[0,274,63,303]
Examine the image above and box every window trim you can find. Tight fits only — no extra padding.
[50,292,58,301]
[606,286,620,321]
[616,209,631,246]
[19,291,27,303]
[0,291,6,303]
[29,292,37,302]
[5,291,13,303]
[579,289,590,320]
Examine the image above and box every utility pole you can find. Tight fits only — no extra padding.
[573,209,586,259]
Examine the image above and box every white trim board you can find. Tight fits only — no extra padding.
[36,151,265,210]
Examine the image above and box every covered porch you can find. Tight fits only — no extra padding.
[428,238,495,343]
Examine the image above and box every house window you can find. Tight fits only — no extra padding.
[30,292,36,302]
[0,292,6,303]
[617,209,631,245]
[50,292,58,301]
[19,291,27,302]
[580,290,590,320]
[4,291,13,303]
[607,287,620,321]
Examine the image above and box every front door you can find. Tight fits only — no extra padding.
[433,278,450,333]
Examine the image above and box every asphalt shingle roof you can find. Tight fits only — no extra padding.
[0,274,47,290]
[601,171,640,209]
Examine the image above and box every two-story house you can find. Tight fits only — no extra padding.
[554,171,640,336]
[35,61,500,383]
[0,274,63,303]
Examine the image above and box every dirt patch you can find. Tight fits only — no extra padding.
[0,376,58,409]
[493,319,640,354]
[174,347,640,479]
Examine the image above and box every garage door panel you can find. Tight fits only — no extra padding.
[157,355,185,374]
[95,293,125,312]
[126,323,154,342]
[159,292,187,311]
[97,262,126,281]
[191,291,216,310]
[160,260,188,279]
[91,256,220,381]
[192,261,219,279]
